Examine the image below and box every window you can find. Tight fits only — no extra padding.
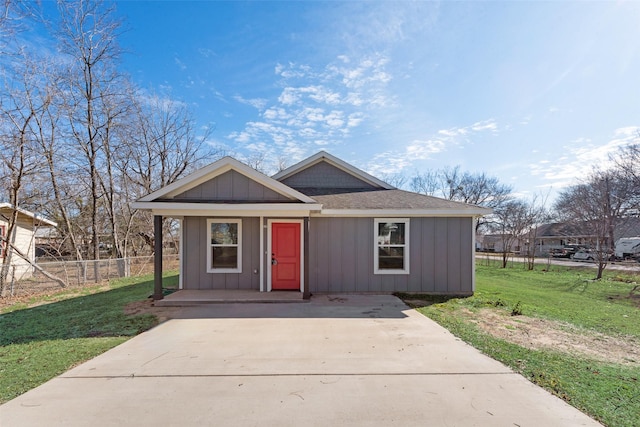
[207,219,242,273]
[374,218,409,274]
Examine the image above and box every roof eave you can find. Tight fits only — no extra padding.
[0,203,57,227]
[314,208,493,217]
[131,201,323,217]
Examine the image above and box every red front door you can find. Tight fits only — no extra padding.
[271,222,301,290]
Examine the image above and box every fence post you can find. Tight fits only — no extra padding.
[10,265,15,297]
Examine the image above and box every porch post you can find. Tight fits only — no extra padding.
[153,215,164,301]
[303,216,311,300]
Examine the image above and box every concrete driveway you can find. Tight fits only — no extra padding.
[1,295,601,426]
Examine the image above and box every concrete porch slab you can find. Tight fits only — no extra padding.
[154,289,307,306]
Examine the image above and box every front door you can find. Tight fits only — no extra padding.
[271,222,301,290]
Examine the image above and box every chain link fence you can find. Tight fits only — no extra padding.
[3,254,179,298]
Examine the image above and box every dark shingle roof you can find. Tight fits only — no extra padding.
[312,189,491,213]
[536,219,640,240]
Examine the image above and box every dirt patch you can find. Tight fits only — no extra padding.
[123,299,182,323]
[461,307,640,365]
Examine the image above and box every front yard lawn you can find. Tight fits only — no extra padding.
[0,273,178,404]
[404,262,640,427]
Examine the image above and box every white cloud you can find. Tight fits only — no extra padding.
[198,48,215,58]
[405,139,447,160]
[367,151,413,176]
[233,95,267,110]
[174,57,187,71]
[228,54,395,158]
[438,128,467,137]
[520,115,532,125]
[529,126,640,188]
[470,119,498,133]
[347,112,364,127]
[365,118,501,175]
[262,107,291,121]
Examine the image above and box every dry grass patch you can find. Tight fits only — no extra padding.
[460,307,640,366]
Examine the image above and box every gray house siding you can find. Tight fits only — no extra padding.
[180,215,473,294]
[281,162,379,192]
[308,216,473,294]
[182,216,261,290]
[175,170,290,202]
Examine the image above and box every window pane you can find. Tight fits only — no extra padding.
[210,223,238,245]
[212,247,238,269]
[378,247,404,270]
[377,222,405,245]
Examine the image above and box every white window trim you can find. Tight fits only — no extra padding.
[374,218,410,275]
[207,218,242,273]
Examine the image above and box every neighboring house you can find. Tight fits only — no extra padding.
[132,151,491,299]
[614,217,640,241]
[0,203,57,282]
[477,234,526,254]
[531,223,593,255]
[534,219,640,256]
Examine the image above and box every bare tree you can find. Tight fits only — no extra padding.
[410,170,440,195]
[411,166,513,231]
[492,199,540,268]
[55,0,125,270]
[119,91,219,254]
[0,1,36,55]
[520,195,549,270]
[378,172,407,189]
[275,155,289,173]
[554,169,633,279]
[0,51,50,295]
[244,151,268,174]
[123,93,215,194]
[611,142,640,212]
[18,53,89,262]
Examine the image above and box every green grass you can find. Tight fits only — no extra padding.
[473,263,640,337]
[0,272,178,403]
[413,263,640,427]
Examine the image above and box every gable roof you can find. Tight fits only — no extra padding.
[536,219,640,240]
[0,203,57,227]
[131,152,492,218]
[137,156,316,204]
[273,151,394,190]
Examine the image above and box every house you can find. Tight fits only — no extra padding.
[477,234,526,254]
[0,203,57,282]
[534,218,640,256]
[131,151,491,300]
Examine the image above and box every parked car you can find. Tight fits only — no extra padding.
[550,245,582,258]
[571,249,616,261]
[571,249,595,261]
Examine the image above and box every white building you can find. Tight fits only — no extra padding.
[0,203,57,282]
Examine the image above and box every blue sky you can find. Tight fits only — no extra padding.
[115,1,640,199]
